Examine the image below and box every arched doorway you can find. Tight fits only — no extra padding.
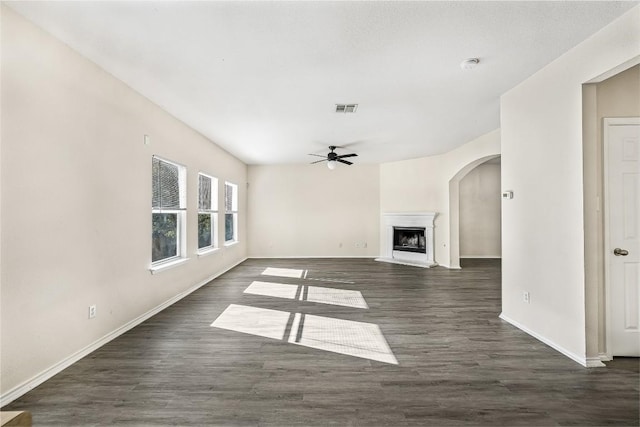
[449,155,501,269]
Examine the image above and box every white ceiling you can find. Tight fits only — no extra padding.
[6,1,637,165]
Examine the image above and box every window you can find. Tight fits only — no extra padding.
[152,156,186,265]
[198,173,218,252]
[224,181,238,244]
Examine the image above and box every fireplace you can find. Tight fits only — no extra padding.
[376,212,437,268]
[393,227,426,253]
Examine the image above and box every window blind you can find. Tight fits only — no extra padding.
[225,183,233,211]
[199,174,212,211]
[152,157,182,209]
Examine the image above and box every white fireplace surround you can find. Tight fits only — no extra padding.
[376,212,437,268]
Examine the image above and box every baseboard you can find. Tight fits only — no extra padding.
[248,256,377,259]
[585,357,606,367]
[599,352,613,362]
[248,257,461,270]
[374,257,437,268]
[0,257,247,408]
[499,313,592,368]
[460,256,502,259]
[437,264,461,269]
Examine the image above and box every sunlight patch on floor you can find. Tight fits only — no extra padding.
[211,304,290,340]
[261,267,305,278]
[211,304,397,364]
[304,270,355,284]
[244,281,299,299]
[306,286,369,309]
[289,313,397,365]
[243,281,368,309]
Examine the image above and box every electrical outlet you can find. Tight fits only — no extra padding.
[89,305,97,319]
[363,242,367,248]
[355,242,361,248]
[523,292,530,304]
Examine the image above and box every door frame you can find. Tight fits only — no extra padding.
[603,117,640,359]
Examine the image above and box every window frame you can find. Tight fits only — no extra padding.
[224,181,239,245]
[197,172,219,254]
[150,155,188,271]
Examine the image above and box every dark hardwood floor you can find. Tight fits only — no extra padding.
[3,258,639,426]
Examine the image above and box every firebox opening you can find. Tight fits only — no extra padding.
[393,227,426,254]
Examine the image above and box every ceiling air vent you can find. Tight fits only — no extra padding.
[335,104,358,113]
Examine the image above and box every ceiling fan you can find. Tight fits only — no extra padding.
[309,146,358,170]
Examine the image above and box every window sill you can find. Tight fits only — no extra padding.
[197,247,220,257]
[149,257,190,274]
[224,240,239,247]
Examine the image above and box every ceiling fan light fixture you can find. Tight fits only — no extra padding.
[460,58,480,70]
[309,145,357,167]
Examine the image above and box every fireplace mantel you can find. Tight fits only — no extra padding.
[376,212,437,268]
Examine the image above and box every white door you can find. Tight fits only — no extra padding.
[605,118,640,356]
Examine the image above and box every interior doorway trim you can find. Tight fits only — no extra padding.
[603,117,640,360]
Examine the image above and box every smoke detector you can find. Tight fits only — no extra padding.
[460,58,480,70]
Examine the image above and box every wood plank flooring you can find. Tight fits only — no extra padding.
[3,258,639,426]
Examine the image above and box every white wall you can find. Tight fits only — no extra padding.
[460,161,501,258]
[500,6,639,365]
[380,129,501,267]
[247,164,379,257]
[1,7,247,399]
[248,131,501,263]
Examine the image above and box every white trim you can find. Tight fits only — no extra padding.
[499,313,589,367]
[198,172,219,250]
[374,257,436,268]
[603,118,613,360]
[379,212,437,268]
[149,257,189,274]
[602,117,640,358]
[152,154,187,170]
[197,247,220,258]
[249,256,465,266]
[152,155,188,263]
[0,257,247,407]
[599,352,613,362]
[460,256,502,259]
[224,181,239,243]
[585,357,606,368]
[248,256,377,259]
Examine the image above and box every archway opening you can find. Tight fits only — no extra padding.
[449,155,501,269]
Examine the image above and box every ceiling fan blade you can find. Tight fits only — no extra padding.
[336,153,358,159]
[308,153,326,158]
[337,159,353,165]
[311,159,328,164]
